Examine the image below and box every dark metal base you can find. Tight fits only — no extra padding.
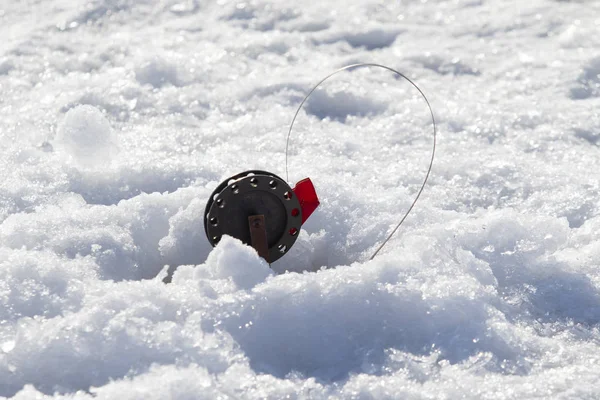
[204,170,303,263]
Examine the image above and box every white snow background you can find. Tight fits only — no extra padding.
[1,0,600,398]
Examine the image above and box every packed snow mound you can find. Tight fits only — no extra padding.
[2,0,600,399]
[55,105,119,166]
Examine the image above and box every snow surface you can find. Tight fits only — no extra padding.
[1,0,600,398]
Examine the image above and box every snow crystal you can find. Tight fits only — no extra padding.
[1,340,15,353]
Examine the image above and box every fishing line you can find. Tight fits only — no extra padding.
[285,63,437,260]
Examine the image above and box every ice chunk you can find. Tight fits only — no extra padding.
[1,340,15,353]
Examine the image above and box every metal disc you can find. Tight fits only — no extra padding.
[204,170,303,263]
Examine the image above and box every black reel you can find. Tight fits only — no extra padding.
[204,170,305,263]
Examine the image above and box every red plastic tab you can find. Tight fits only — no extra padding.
[292,178,320,225]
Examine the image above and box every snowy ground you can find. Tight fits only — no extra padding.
[2,0,600,398]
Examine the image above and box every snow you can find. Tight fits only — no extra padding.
[56,105,118,166]
[1,0,600,398]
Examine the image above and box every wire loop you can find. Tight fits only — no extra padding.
[285,63,437,260]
